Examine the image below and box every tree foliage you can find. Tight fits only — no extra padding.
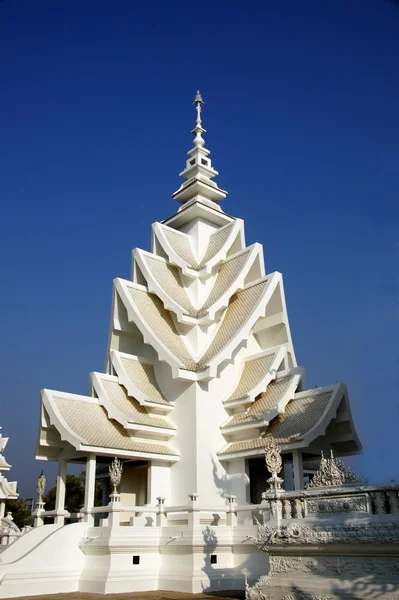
[43,471,103,513]
[4,498,34,529]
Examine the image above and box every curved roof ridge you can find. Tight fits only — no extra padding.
[92,372,174,432]
[153,219,243,275]
[110,351,173,408]
[134,244,263,323]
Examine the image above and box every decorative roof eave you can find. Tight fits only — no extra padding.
[223,347,287,408]
[217,383,361,461]
[197,276,278,378]
[133,248,197,324]
[172,177,227,204]
[202,273,283,372]
[0,456,12,472]
[134,243,265,324]
[0,475,18,500]
[115,274,287,381]
[91,372,176,437]
[110,351,173,411]
[78,444,179,462]
[251,271,297,370]
[204,244,265,322]
[152,219,244,277]
[0,435,8,453]
[40,390,179,462]
[221,369,303,433]
[296,383,362,453]
[114,278,190,379]
[0,433,12,472]
[179,161,218,181]
[161,199,235,230]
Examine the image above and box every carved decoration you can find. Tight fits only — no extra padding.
[306,450,361,488]
[281,594,334,600]
[293,498,304,519]
[270,554,399,578]
[245,576,273,600]
[282,499,292,519]
[373,491,387,514]
[264,436,282,476]
[36,471,46,503]
[305,494,368,515]
[255,521,399,548]
[387,490,399,513]
[109,457,123,494]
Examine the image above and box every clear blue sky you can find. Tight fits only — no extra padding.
[1,0,398,498]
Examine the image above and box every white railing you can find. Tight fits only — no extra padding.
[32,494,271,529]
[32,484,399,530]
[0,516,31,546]
[262,484,399,520]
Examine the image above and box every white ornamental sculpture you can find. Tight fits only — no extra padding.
[36,471,46,504]
[306,450,360,488]
[264,436,284,492]
[109,457,123,496]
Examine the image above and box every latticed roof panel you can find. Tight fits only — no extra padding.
[53,396,176,455]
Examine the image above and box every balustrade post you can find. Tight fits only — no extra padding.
[387,490,399,513]
[33,501,45,528]
[156,496,167,527]
[108,492,122,528]
[373,491,387,514]
[282,498,292,519]
[226,494,237,526]
[188,493,200,527]
[293,497,304,519]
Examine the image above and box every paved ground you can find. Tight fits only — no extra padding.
[7,592,245,600]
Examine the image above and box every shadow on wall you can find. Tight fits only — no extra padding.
[212,455,230,500]
[254,509,399,600]
[201,515,399,599]
[281,578,399,600]
[200,525,265,594]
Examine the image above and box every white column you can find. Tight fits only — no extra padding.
[83,453,96,525]
[283,460,294,491]
[227,458,250,504]
[0,501,5,518]
[147,460,170,504]
[54,459,67,525]
[292,450,304,490]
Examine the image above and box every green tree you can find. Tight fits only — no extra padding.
[43,472,103,513]
[4,498,34,529]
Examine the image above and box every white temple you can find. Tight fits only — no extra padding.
[0,429,18,519]
[0,93,368,598]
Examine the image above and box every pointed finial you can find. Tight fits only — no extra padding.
[194,90,203,106]
[193,90,205,147]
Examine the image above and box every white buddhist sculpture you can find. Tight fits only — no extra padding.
[0,93,396,599]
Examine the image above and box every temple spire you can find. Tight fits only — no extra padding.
[172,91,227,208]
[193,90,205,148]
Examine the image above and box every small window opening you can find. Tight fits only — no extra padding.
[133,555,140,565]
[210,554,217,565]
[201,159,208,165]
[190,159,196,166]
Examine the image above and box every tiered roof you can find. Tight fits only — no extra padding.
[36,92,360,466]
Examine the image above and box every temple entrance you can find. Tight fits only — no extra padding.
[248,457,271,503]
